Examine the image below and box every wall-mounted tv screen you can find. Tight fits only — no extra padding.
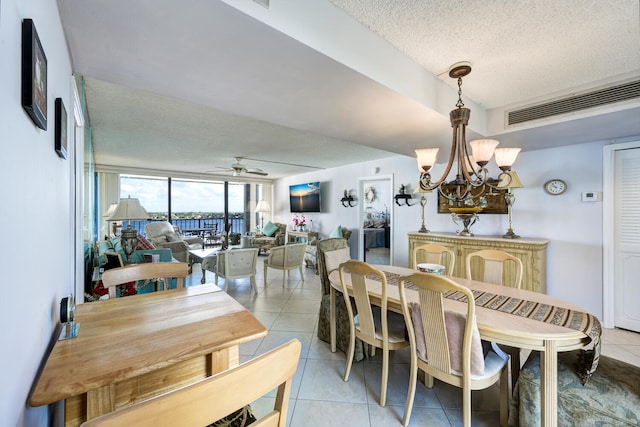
[289,182,321,213]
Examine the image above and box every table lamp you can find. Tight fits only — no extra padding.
[255,200,270,229]
[415,182,432,233]
[108,197,150,263]
[499,170,523,239]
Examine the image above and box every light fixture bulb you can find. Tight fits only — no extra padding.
[415,148,439,172]
[494,148,521,170]
[469,139,499,165]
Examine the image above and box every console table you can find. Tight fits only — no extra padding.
[408,232,549,293]
[286,230,318,244]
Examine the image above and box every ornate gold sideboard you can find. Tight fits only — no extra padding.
[408,232,549,293]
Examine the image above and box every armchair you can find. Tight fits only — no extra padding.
[144,221,203,263]
[216,248,259,294]
[253,222,287,254]
[263,242,306,286]
[305,227,351,274]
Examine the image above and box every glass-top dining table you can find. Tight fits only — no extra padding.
[329,264,598,427]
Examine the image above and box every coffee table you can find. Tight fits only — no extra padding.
[188,248,218,283]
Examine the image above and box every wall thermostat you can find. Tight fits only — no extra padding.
[581,191,602,202]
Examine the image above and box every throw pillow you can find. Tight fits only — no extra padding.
[136,233,155,250]
[409,303,485,376]
[329,225,343,238]
[323,247,350,273]
[263,221,278,237]
[166,232,181,242]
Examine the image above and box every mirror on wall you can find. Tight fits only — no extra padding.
[358,175,393,265]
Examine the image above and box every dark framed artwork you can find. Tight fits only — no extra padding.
[21,19,48,130]
[437,184,508,214]
[55,98,67,159]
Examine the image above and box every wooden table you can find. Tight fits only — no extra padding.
[328,265,591,427]
[188,247,219,282]
[29,284,267,426]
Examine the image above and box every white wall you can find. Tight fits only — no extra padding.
[274,140,633,321]
[0,0,74,425]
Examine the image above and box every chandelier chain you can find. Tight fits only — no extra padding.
[455,77,465,108]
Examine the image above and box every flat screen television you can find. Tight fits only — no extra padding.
[289,182,321,213]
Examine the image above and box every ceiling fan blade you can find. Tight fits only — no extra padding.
[246,170,269,176]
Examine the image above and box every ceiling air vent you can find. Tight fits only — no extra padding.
[507,80,640,125]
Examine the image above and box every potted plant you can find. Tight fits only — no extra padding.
[228,232,241,245]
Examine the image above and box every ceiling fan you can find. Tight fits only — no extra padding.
[214,157,269,176]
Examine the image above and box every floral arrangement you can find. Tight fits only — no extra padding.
[293,214,306,226]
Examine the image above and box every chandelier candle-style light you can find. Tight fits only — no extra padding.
[416,62,520,207]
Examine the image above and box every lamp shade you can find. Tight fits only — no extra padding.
[469,139,499,164]
[415,181,432,194]
[255,200,271,213]
[108,197,150,221]
[494,148,521,169]
[415,148,439,172]
[499,170,524,189]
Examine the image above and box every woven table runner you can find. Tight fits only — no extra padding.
[369,271,602,384]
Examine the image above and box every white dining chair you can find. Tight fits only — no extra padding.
[465,248,524,393]
[338,260,410,407]
[412,243,455,275]
[398,272,509,426]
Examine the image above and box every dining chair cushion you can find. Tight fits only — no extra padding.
[262,221,278,237]
[323,247,351,273]
[329,225,343,238]
[409,303,485,375]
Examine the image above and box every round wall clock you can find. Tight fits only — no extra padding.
[544,179,567,195]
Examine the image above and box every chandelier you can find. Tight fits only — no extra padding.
[416,62,520,205]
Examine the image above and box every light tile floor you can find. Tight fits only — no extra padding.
[185,259,640,427]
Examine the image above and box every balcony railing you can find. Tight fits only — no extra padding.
[126,216,246,237]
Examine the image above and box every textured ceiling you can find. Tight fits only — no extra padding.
[58,0,640,179]
[329,0,640,109]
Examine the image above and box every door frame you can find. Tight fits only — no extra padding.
[603,140,640,328]
[358,174,394,263]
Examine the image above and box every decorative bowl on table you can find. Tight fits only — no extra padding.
[417,263,446,275]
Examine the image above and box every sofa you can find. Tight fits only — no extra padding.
[253,222,287,254]
[144,221,203,263]
[97,237,174,266]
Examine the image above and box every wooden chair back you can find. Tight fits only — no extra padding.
[81,339,302,427]
[101,262,188,299]
[397,272,508,426]
[465,249,523,288]
[339,260,387,347]
[412,243,455,275]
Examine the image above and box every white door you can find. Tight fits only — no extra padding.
[614,148,640,332]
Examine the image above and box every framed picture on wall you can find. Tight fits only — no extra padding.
[21,19,48,130]
[55,98,67,159]
[437,184,508,214]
